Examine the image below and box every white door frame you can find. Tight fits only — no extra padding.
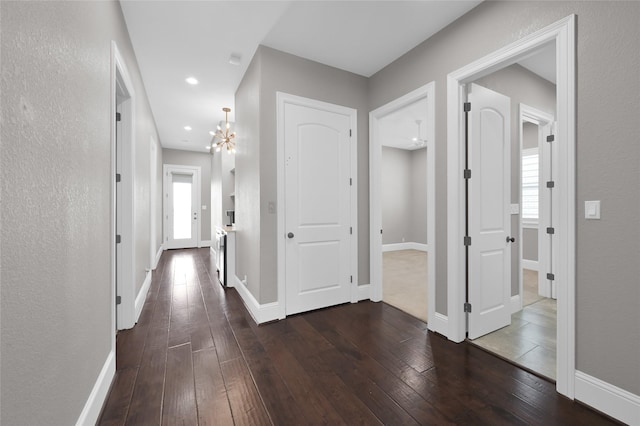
[519,104,555,304]
[111,41,137,331]
[163,164,202,249]
[150,135,159,270]
[447,15,575,398]
[276,92,358,320]
[368,82,440,332]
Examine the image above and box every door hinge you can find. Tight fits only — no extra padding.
[116,234,121,244]
[546,227,555,235]
[464,302,472,313]
[546,181,554,188]
[116,295,122,305]
[546,135,555,143]
[350,178,352,186]
[464,236,471,246]
[350,275,353,283]
[115,112,121,122]
[349,129,352,137]
[464,102,471,112]
[116,173,121,183]
[464,169,471,179]
[380,229,383,234]
[350,227,353,235]
[547,273,555,281]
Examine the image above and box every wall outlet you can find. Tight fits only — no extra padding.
[402,237,405,243]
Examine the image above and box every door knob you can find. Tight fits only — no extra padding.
[506,236,515,243]
[287,232,294,239]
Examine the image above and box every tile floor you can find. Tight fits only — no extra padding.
[382,249,428,322]
[471,269,557,380]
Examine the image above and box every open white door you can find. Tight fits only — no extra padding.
[468,83,512,340]
[284,102,353,315]
[164,165,200,249]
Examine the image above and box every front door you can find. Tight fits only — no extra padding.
[468,83,512,340]
[164,165,200,249]
[284,102,352,315]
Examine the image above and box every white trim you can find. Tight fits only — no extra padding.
[232,275,281,324]
[150,135,158,272]
[446,15,576,399]
[134,269,152,323]
[154,245,163,270]
[521,259,539,271]
[510,295,522,314]
[357,284,371,301]
[369,82,436,332]
[112,41,137,331]
[429,313,449,336]
[575,371,640,425]
[276,92,358,318]
[199,239,213,248]
[382,242,428,252]
[75,350,115,426]
[162,164,202,249]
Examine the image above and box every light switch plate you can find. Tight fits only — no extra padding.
[510,204,520,215]
[585,200,600,219]
[202,205,207,210]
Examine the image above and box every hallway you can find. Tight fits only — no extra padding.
[99,249,614,425]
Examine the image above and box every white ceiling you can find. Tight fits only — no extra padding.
[380,98,430,151]
[120,0,482,153]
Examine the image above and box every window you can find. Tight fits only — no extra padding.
[521,148,539,225]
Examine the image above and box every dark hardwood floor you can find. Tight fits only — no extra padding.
[99,248,616,425]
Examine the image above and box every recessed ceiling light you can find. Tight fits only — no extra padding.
[205,146,211,150]
[184,126,192,131]
[185,77,198,85]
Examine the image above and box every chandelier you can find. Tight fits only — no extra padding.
[212,107,236,154]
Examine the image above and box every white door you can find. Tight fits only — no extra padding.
[284,102,352,315]
[468,83,512,340]
[164,165,200,249]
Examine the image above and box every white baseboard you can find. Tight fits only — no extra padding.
[428,312,448,336]
[521,259,539,271]
[134,270,152,323]
[575,370,640,425]
[232,275,280,324]
[510,294,522,314]
[199,239,213,248]
[153,245,163,269]
[75,350,115,426]
[383,242,428,252]
[357,284,371,301]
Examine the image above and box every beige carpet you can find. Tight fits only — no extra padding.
[383,250,428,322]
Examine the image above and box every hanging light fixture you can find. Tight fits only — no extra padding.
[412,119,426,147]
[211,107,236,154]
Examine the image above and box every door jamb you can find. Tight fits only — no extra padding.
[276,92,358,320]
[163,164,202,250]
[368,82,440,332]
[446,15,575,398]
[111,41,137,331]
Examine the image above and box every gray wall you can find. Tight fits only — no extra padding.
[381,146,428,245]
[235,45,369,303]
[1,1,160,424]
[163,148,213,242]
[475,64,556,296]
[369,1,640,395]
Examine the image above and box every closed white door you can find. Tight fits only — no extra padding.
[164,166,200,249]
[284,102,352,315]
[468,83,512,340]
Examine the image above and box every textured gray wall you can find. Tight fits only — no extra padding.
[369,1,640,395]
[410,147,428,244]
[162,149,213,241]
[475,64,556,296]
[1,1,160,424]
[382,147,412,244]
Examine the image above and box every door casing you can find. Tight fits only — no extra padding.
[163,164,201,249]
[446,15,576,398]
[276,92,358,320]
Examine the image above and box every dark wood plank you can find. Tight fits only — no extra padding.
[219,356,272,425]
[162,343,197,425]
[98,367,137,426]
[193,348,234,425]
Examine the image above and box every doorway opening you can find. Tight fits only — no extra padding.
[111,41,136,332]
[163,164,201,250]
[369,82,438,331]
[446,16,575,398]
